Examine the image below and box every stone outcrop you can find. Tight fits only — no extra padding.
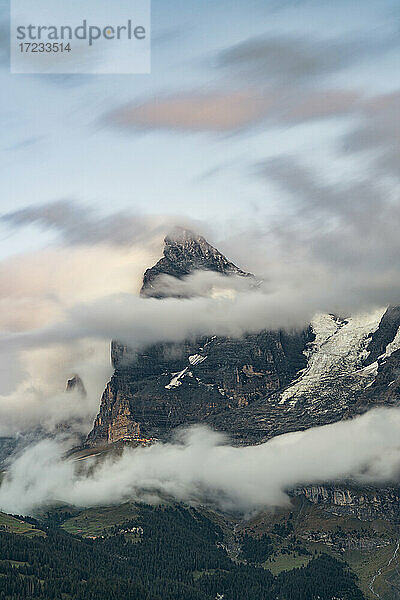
[364,305,400,366]
[87,381,140,445]
[355,348,400,410]
[295,484,400,521]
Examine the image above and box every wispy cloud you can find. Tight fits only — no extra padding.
[343,91,400,177]
[259,154,400,297]
[103,29,398,135]
[1,199,188,247]
[106,90,270,133]
[105,87,363,134]
[218,33,396,84]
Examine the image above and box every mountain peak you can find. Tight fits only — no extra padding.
[141,228,252,298]
[164,226,203,246]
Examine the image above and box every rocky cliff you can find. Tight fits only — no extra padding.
[294,484,400,521]
[87,230,400,447]
[363,306,400,366]
[87,231,311,446]
[207,309,400,442]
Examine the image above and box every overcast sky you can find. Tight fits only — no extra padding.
[1,0,399,257]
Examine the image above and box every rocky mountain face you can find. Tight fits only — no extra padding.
[87,230,400,448]
[140,228,251,298]
[350,306,400,413]
[87,231,312,446]
[293,485,400,521]
[209,309,400,442]
[363,306,400,366]
[87,329,311,446]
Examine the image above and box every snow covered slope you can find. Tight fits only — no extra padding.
[208,306,400,444]
[278,309,385,408]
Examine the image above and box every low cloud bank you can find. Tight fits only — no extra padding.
[2,268,387,359]
[0,339,112,436]
[1,408,400,516]
[0,242,157,436]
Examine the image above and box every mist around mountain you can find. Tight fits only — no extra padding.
[1,0,400,595]
[0,229,400,600]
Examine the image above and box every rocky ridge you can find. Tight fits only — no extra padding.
[293,484,400,521]
[87,230,312,446]
[87,230,400,448]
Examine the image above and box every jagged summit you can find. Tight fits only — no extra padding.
[141,227,252,298]
[86,222,400,449]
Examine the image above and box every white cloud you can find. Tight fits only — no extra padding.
[1,407,400,515]
[0,242,159,434]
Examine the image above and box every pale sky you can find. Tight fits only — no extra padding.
[0,0,400,437]
[1,0,399,255]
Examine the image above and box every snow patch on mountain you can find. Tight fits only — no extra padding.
[165,354,207,389]
[356,324,400,385]
[165,368,189,389]
[278,309,386,407]
[188,354,207,366]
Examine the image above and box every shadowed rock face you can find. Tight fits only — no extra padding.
[86,231,311,446]
[354,348,400,411]
[349,308,400,414]
[87,329,311,446]
[363,306,400,366]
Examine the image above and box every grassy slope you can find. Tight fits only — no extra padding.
[377,558,400,600]
[238,498,400,599]
[0,512,45,537]
[56,499,400,599]
[61,503,139,537]
[297,506,399,600]
[264,554,311,575]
